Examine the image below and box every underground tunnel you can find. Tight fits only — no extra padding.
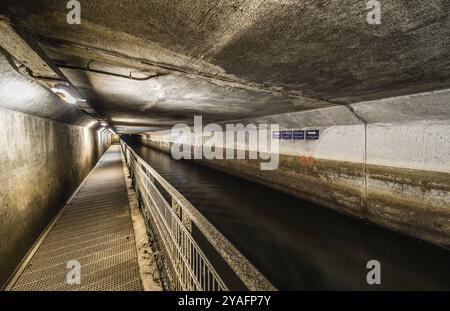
[0,0,449,296]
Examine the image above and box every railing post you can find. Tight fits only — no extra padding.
[172,198,192,233]
[130,169,135,187]
[136,189,143,211]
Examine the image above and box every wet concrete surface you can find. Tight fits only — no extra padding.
[131,144,450,290]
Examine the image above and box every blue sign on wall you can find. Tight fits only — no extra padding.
[306,130,320,140]
[273,129,319,140]
[281,131,293,140]
[293,130,305,140]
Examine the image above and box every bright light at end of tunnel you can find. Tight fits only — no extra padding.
[50,87,78,104]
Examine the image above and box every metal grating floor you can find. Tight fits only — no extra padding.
[10,145,143,291]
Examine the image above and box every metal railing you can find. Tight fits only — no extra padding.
[120,140,275,291]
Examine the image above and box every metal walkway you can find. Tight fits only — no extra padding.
[9,145,143,291]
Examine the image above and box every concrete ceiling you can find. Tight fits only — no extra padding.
[0,54,97,127]
[1,0,449,133]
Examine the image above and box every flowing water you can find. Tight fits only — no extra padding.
[131,144,450,290]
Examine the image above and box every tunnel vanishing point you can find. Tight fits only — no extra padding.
[0,1,449,291]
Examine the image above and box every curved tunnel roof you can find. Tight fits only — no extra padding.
[0,0,449,132]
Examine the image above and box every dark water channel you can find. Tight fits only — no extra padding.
[131,144,450,290]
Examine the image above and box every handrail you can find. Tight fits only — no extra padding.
[120,140,275,291]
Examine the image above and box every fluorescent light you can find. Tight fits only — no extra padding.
[85,119,98,128]
[50,87,78,104]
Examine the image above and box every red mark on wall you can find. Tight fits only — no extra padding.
[298,155,316,168]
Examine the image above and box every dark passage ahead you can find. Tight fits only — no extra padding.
[131,144,450,290]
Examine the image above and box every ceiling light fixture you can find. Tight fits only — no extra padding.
[50,87,78,104]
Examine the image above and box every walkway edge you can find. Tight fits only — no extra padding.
[120,149,163,291]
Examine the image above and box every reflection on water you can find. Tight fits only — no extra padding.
[131,144,450,290]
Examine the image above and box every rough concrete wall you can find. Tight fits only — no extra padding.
[141,127,366,217]
[365,121,450,246]
[140,90,450,249]
[0,107,111,287]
